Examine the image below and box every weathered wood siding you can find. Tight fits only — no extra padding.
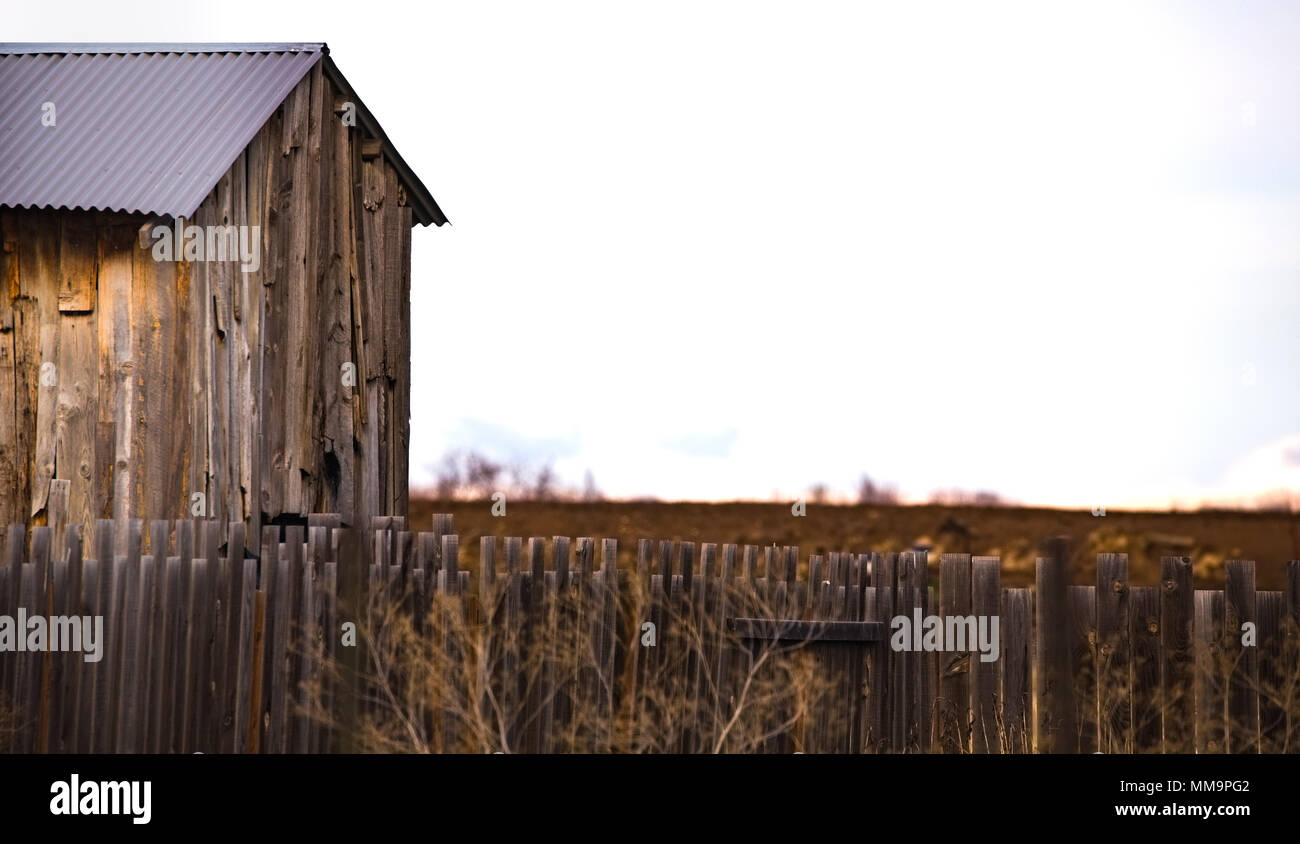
[0,62,413,536]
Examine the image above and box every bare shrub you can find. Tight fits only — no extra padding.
[582,470,602,503]
[305,572,845,753]
[857,475,899,506]
[532,464,557,502]
[433,452,462,500]
[928,488,1007,507]
[464,453,503,499]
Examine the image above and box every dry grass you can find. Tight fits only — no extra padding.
[303,574,857,753]
[296,554,1300,754]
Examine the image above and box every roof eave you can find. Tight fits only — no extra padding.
[321,52,448,227]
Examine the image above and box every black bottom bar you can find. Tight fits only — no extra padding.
[0,752,1283,832]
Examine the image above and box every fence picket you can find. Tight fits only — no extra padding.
[1035,548,1076,754]
[938,553,970,752]
[1194,589,1226,753]
[1130,586,1160,753]
[970,556,999,754]
[1160,556,1194,753]
[1001,588,1031,752]
[1224,560,1258,753]
[1096,553,1129,753]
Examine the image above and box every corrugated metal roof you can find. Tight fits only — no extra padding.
[0,43,446,226]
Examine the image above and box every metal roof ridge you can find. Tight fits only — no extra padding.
[0,43,325,55]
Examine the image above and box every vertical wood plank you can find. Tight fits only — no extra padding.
[134,553,156,748]
[0,526,21,701]
[57,215,96,312]
[74,557,98,752]
[14,563,39,751]
[39,542,63,753]
[1160,556,1194,753]
[1068,584,1098,754]
[441,533,462,749]
[1256,590,1286,753]
[0,225,19,528]
[1194,589,1226,754]
[872,551,897,752]
[913,550,934,753]
[969,556,1000,754]
[92,523,118,753]
[1130,586,1161,753]
[319,560,338,752]
[937,553,970,752]
[11,292,38,528]
[502,536,522,751]
[186,521,219,751]
[55,291,97,535]
[245,587,267,754]
[267,531,291,753]
[146,551,176,752]
[235,557,258,753]
[1224,560,1258,752]
[24,213,60,520]
[1095,553,1129,753]
[522,536,546,754]
[114,520,142,751]
[846,554,868,753]
[1035,546,1076,754]
[600,538,618,751]
[334,526,361,752]
[281,525,304,753]
[217,523,246,753]
[161,555,184,752]
[1001,587,1032,752]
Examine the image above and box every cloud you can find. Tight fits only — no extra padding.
[1115,433,1300,510]
[443,418,581,464]
[1213,433,1300,502]
[661,428,740,459]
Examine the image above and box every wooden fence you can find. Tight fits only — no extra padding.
[0,515,1297,753]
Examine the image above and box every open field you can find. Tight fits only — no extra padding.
[409,498,1300,588]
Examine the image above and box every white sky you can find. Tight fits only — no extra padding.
[10,1,1299,507]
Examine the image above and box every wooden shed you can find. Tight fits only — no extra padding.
[0,43,446,536]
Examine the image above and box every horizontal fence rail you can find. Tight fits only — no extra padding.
[0,516,1297,753]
